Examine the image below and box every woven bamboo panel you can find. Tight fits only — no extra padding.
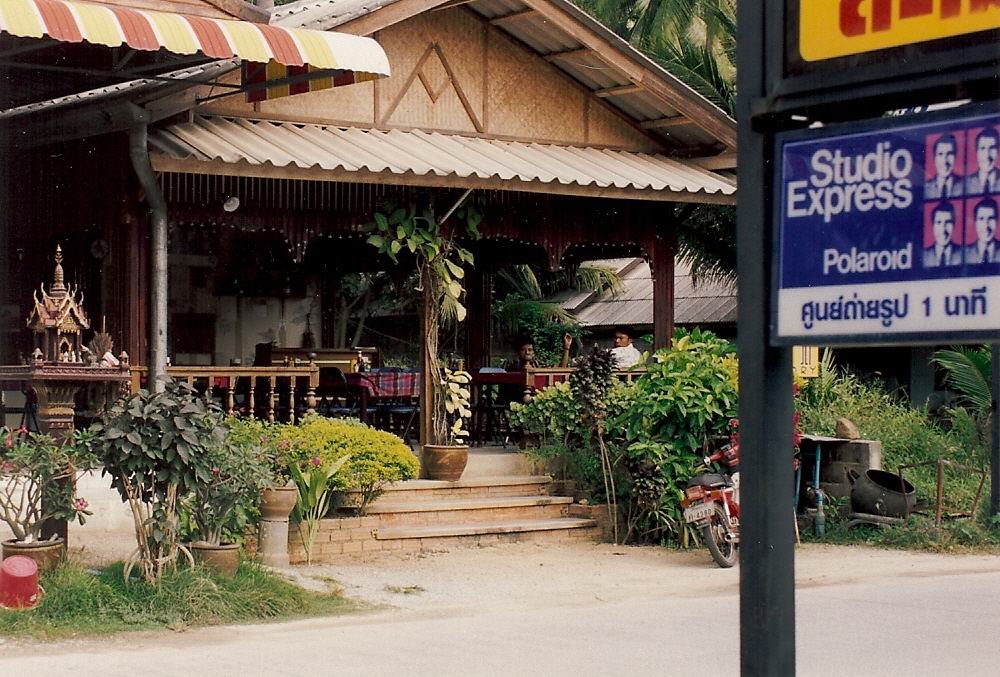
[587,98,660,152]
[486,27,586,144]
[260,81,376,124]
[378,12,485,133]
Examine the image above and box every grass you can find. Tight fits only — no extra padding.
[0,560,355,640]
[806,511,1000,554]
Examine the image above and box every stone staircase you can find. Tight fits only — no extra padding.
[288,474,602,564]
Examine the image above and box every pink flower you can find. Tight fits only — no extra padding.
[310,456,322,468]
[17,426,27,435]
[4,433,12,449]
[74,498,89,511]
[1,461,16,473]
[211,466,221,476]
[260,435,269,444]
[277,439,291,450]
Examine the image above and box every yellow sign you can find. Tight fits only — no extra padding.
[793,346,820,378]
[800,0,1000,61]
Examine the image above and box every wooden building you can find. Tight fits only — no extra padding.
[0,0,735,435]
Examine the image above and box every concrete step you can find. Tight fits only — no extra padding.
[341,475,553,506]
[364,495,573,524]
[373,517,597,541]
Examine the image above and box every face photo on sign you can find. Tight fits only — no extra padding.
[924,131,965,199]
[922,200,963,268]
[964,196,1000,265]
[965,126,1000,196]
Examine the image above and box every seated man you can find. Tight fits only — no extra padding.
[610,326,643,369]
[504,334,573,371]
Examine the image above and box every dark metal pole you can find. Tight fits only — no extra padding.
[737,1,796,674]
[991,345,999,516]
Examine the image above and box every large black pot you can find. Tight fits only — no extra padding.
[847,469,916,518]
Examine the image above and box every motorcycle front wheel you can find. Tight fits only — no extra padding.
[702,504,738,568]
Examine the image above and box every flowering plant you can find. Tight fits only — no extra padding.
[186,440,272,546]
[0,426,98,543]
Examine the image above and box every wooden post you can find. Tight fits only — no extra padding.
[652,229,676,350]
[419,276,434,451]
[465,268,493,370]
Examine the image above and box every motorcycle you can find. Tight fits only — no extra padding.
[681,442,740,568]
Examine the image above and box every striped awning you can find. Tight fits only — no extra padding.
[0,0,390,77]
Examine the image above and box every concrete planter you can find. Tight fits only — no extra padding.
[190,542,241,576]
[422,445,469,481]
[2,538,65,573]
[260,486,298,520]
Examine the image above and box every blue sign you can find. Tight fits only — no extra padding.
[774,104,1000,344]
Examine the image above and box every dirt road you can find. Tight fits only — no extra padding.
[4,542,999,676]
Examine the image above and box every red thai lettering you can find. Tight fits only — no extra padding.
[839,0,867,36]
[899,0,933,19]
[970,0,1000,11]
[872,0,893,30]
[940,0,962,17]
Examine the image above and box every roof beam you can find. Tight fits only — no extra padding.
[542,47,591,62]
[690,152,737,170]
[640,116,691,130]
[595,84,642,98]
[489,8,539,25]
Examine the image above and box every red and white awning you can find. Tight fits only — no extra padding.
[0,0,389,80]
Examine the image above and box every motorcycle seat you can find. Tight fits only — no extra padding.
[687,473,729,488]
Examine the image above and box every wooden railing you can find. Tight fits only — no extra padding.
[129,365,320,424]
[523,367,646,390]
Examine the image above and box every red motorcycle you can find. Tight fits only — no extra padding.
[681,442,740,568]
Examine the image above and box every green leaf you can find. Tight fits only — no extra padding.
[367,235,385,249]
[444,259,465,279]
[390,240,402,255]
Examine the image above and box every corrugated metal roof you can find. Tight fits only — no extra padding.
[554,258,737,327]
[272,0,737,156]
[149,115,736,199]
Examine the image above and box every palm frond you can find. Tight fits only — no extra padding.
[931,347,993,414]
[496,265,543,300]
[494,298,575,336]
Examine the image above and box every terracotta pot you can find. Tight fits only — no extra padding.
[190,542,241,576]
[2,538,66,573]
[422,444,469,481]
[260,486,298,520]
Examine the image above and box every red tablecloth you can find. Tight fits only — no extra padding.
[345,370,421,399]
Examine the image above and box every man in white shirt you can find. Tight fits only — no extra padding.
[966,127,999,196]
[964,197,998,264]
[922,201,962,267]
[924,134,963,199]
[610,326,643,369]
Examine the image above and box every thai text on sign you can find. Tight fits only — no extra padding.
[800,0,1000,61]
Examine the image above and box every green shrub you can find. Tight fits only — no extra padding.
[272,415,419,512]
[509,329,739,546]
[611,330,739,545]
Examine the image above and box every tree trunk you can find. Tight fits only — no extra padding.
[420,266,446,446]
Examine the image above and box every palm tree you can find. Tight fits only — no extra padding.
[932,347,993,416]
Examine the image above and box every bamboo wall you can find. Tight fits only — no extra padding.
[203,8,660,152]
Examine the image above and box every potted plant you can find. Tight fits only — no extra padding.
[366,199,480,481]
[186,439,272,576]
[0,426,96,571]
[422,367,473,481]
[225,417,298,521]
[93,381,226,584]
